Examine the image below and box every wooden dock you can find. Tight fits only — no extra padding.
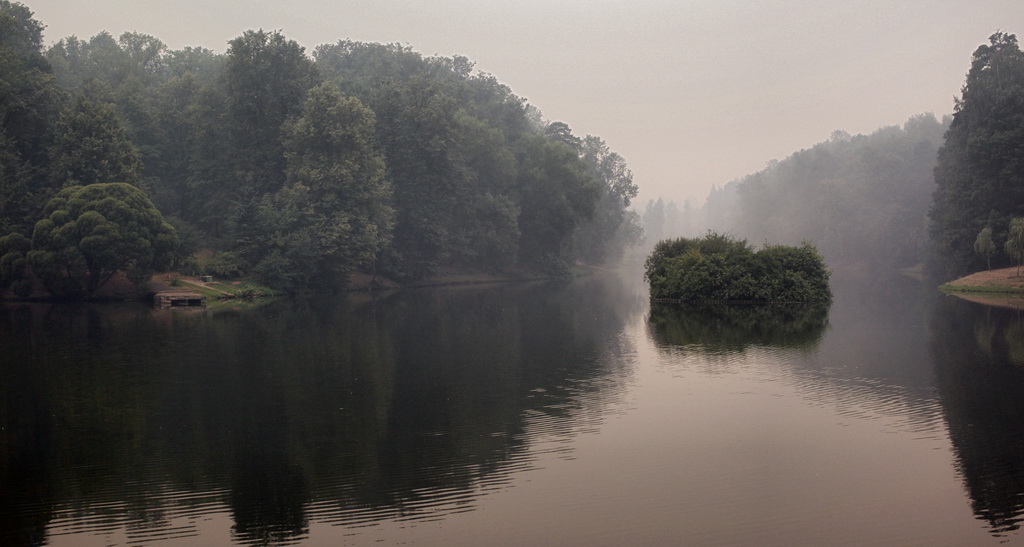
[155,290,205,308]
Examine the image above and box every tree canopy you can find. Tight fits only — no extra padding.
[0,3,657,297]
[644,232,831,302]
[0,8,642,293]
[929,32,1024,278]
[678,114,947,272]
[28,182,178,297]
[0,0,60,233]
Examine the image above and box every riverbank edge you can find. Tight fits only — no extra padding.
[939,266,1024,295]
[0,267,578,303]
[938,266,1024,310]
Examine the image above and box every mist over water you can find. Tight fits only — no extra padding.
[2,272,1024,545]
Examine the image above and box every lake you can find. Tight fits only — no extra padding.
[2,270,1023,545]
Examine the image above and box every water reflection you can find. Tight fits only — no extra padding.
[931,296,1024,537]
[646,273,947,445]
[0,273,642,545]
[647,302,830,352]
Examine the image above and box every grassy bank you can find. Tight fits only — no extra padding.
[156,275,278,300]
[939,266,1024,295]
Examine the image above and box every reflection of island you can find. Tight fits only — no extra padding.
[931,296,1024,536]
[0,273,641,544]
[647,302,830,352]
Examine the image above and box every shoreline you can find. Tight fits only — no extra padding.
[939,266,1024,309]
[1,268,571,304]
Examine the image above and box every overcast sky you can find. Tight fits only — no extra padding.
[25,0,1024,207]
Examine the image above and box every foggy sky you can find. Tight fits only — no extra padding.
[25,0,1024,207]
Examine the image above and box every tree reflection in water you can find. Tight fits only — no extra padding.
[931,296,1024,537]
[646,301,830,352]
[0,273,640,545]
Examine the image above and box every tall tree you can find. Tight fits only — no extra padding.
[513,134,599,269]
[1005,218,1024,276]
[280,82,393,281]
[572,134,641,264]
[929,32,1024,277]
[975,226,996,270]
[49,89,143,187]
[448,114,520,270]
[370,77,463,278]
[0,0,60,232]
[224,30,318,198]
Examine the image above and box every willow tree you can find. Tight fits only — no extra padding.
[1006,218,1024,276]
[974,226,995,270]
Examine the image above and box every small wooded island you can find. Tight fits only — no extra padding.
[644,232,831,302]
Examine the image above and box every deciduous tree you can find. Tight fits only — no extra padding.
[225,30,318,197]
[28,183,178,297]
[974,226,996,270]
[929,32,1024,277]
[1005,218,1024,276]
[280,82,393,283]
[49,90,143,187]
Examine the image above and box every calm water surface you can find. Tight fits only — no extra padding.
[2,271,1024,545]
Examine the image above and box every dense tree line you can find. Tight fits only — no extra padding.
[640,31,1024,282]
[685,115,948,272]
[929,32,1024,279]
[0,2,640,295]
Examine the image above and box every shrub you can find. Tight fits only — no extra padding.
[207,251,247,279]
[645,232,831,302]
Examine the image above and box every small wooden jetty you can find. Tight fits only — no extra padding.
[155,290,205,308]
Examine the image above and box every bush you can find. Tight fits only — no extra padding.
[177,256,201,276]
[207,251,247,279]
[645,232,831,302]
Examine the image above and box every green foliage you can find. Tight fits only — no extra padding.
[28,182,178,297]
[648,301,830,351]
[313,40,615,277]
[929,32,1024,278]
[225,29,319,197]
[2,18,630,290]
[231,184,326,292]
[514,134,600,268]
[0,1,44,60]
[0,231,31,296]
[281,82,393,274]
[975,226,996,270]
[207,251,247,279]
[704,113,947,272]
[645,232,831,302]
[368,77,464,278]
[49,90,143,187]
[1005,218,1024,275]
[572,134,642,264]
[0,1,60,233]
